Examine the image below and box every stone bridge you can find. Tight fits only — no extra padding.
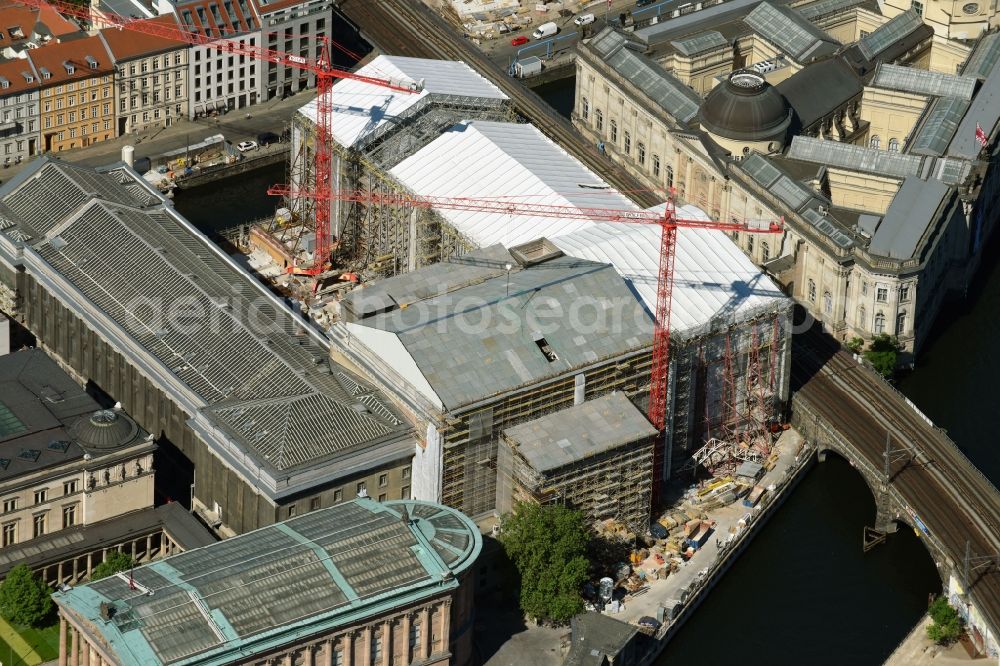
[792,328,1000,660]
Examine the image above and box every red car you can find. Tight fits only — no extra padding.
[511,36,529,46]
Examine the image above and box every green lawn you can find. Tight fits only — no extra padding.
[0,615,59,666]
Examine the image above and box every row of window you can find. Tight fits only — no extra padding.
[581,97,679,187]
[285,468,412,519]
[1,505,78,546]
[40,76,113,95]
[193,80,257,102]
[119,71,184,93]
[807,280,909,334]
[120,88,185,111]
[194,69,255,88]
[119,52,184,77]
[2,480,79,514]
[869,135,900,152]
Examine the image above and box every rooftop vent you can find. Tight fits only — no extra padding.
[508,237,563,267]
[17,448,40,462]
[48,440,70,452]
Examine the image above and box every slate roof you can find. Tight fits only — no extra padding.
[344,247,653,410]
[0,159,410,484]
[587,28,701,124]
[54,498,480,666]
[869,177,950,258]
[777,56,862,130]
[504,392,656,472]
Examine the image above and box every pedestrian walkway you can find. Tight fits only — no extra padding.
[883,616,977,666]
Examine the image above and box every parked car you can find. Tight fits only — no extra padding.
[574,13,595,25]
[510,35,529,46]
[637,616,662,633]
[532,21,558,39]
[257,131,280,146]
[237,140,258,152]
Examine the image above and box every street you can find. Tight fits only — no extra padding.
[0,91,311,182]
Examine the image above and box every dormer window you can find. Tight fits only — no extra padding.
[0,77,8,89]
[63,61,74,75]
[85,55,98,69]
[40,67,50,80]
[21,71,32,83]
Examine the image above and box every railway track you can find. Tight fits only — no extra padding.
[792,329,1000,633]
[338,0,661,209]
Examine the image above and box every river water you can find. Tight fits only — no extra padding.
[173,74,989,666]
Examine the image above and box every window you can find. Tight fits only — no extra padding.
[623,131,631,155]
[33,513,45,538]
[899,285,910,301]
[874,312,886,334]
[609,120,617,142]
[747,235,754,254]
[888,138,899,152]
[1,522,14,547]
[378,493,387,502]
[402,466,411,480]
[595,109,603,131]
[581,97,589,120]
[62,504,76,528]
[310,497,320,511]
[33,489,47,505]
[896,312,906,335]
[333,489,343,502]
[665,165,674,188]
[861,281,868,296]
[356,481,366,497]
[761,241,770,262]
[653,154,660,177]
[876,287,888,302]
[808,279,816,302]
[870,135,881,149]
[637,142,646,165]
[401,485,410,499]
[2,498,16,513]
[858,306,866,327]
[371,632,382,664]
[912,0,923,14]
[823,291,832,314]
[409,622,421,649]
[63,480,78,495]
[287,504,296,518]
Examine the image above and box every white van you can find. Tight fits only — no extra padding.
[574,13,595,25]
[532,21,559,39]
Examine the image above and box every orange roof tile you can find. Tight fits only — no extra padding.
[101,14,187,60]
[0,58,39,95]
[27,33,114,86]
[0,0,80,40]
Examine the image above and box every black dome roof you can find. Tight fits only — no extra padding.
[71,409,142,451]
[700,70,792,143]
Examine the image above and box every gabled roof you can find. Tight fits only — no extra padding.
[0,57,39,95]
[54,498,480,666]
[587,28,701,124]
[0,159,412,495]
[869,176,950,258]
[0,1,79,42]
[100,15,187,61]
[345,247,653,410]
[298,55,507,149]
[26,33,114,85]
[744,2,840,62]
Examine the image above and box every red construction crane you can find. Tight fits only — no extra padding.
[268,186,783,435]
[14,0,421,279]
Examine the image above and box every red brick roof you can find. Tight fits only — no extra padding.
[101,14,187,60]
[0,58,39,95]
[0,0,80,43]
[27,33,115,86]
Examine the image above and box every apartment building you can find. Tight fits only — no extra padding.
[0,59,40,166]
[29,33,115,152]
[157,0,262,117]
[257,0,333,99]
[101,15,188,135]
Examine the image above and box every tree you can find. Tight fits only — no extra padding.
[91,550,134,581]
[499,503,590,625]
[926,596,963,645]
[864,334,900,377]
[0,565,53,628]
[846,337,864,354]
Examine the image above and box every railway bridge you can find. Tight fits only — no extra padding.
[792,327,1000,658]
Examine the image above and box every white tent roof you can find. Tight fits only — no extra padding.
[298,56,507,149]
[390,120,636,245]
[388,120,788,335]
